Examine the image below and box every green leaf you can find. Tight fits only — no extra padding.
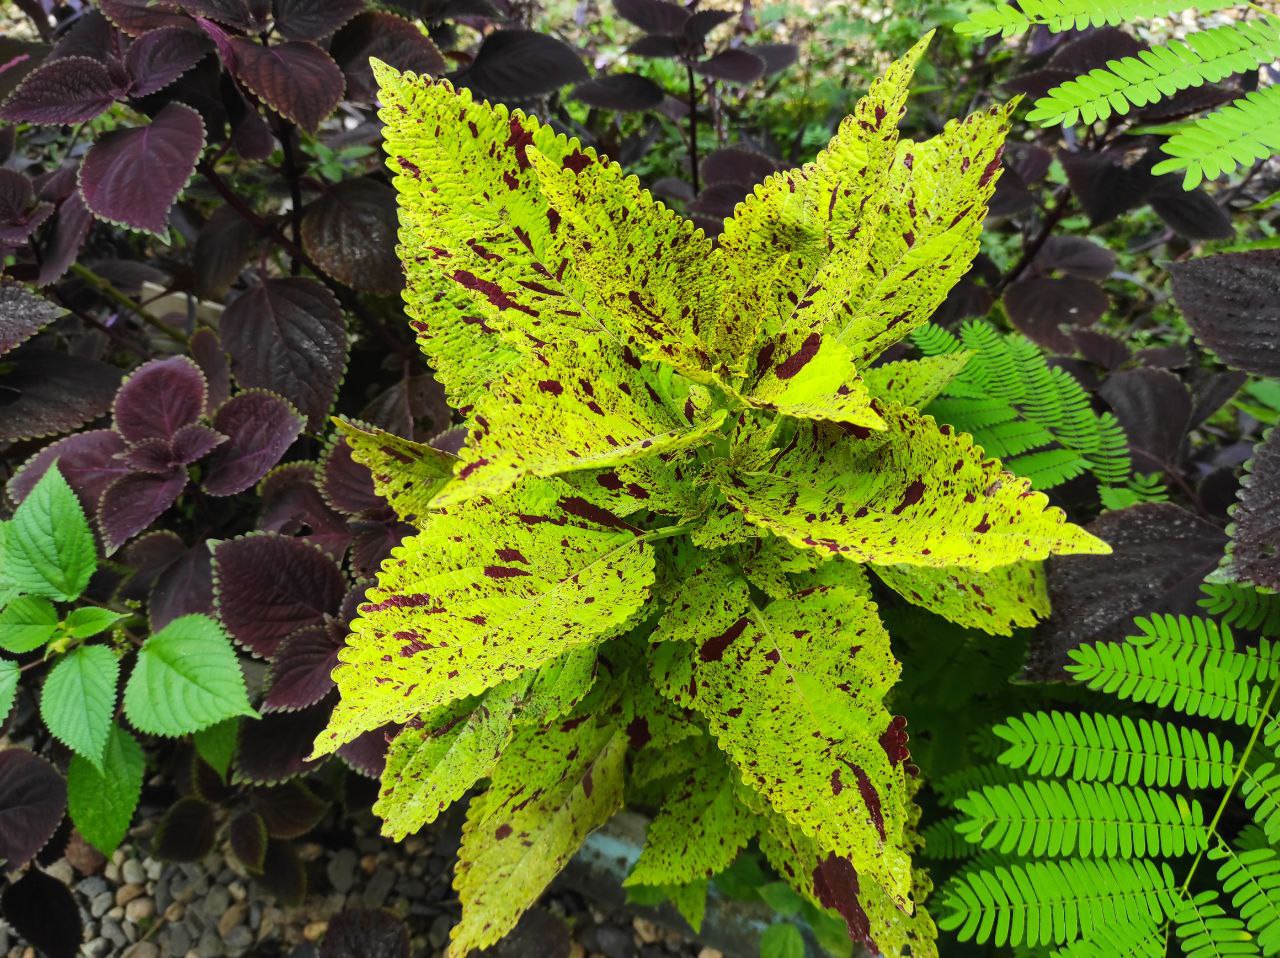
[0,660,18,726]
[870,560,1050,635]
[40,645,120,769]
[0,465,97,601]
[333,419,455,525]
[193,719,239,779]
[760,923,805,958]
[62,606,128,639]
[124,614,255,737]
[757,882,806,918]
[67,722,144,856]
[0,595,59,653]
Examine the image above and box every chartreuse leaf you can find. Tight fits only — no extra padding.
[316,478,654,756]
[67,721,144,856]
[862,352,972,410]
[0,595,59,653]
[333,419,455,525]
[451,716,626,954]
[437,336,726,508]
[718,405,1109,571]
[123,614,255,737]
[41,645,119,769]
[375,648,597,839]
[1,465,97,601]
[62,606,128,639]
[870,560,1049,635]
[0,661,18,726]
[652,572,911,904]
[760,923,806,958]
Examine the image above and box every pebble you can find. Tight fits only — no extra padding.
[218,903,248,938]
[302,920,329,942]
[117,884,145,906]
[122,860,147,886]
[45,860,74,884]
[124,943,159,958]
[125,897,155,922]
[166,925,192,957]
[91,891,114,918]
[78,876,108,899]
[197,927,225,958]
[327,848,358,894]
[224,926,254,952]
[363,867,396,908]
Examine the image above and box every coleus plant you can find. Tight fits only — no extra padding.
[312,34,1109,957]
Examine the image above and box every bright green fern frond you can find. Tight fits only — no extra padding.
[994,710,1236,789]
[954,779,1209,858]
[1049,914,1170,957]
[1212,844,1280,954]
[1173,890,1262,958]
[1153,86,1280,189]
[936,762,1025,804]
[922,815,974,860]
[956,0,1233,38]
[1130,614,1280,685]
[1201,582,1280,636]
[1243,761,1280,846]
[939,857,1178,949]
[1028,17,1280,127]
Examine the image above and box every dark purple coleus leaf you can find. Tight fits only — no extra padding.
[229,811,268,874]
[0,749,67,872]
[169,422,226,463]
[0,55,123,124]
[629,35,681,58]
[750,42,799,75]
[235,705,327,784]
[0,168,52,247]
[321,437,385,517]
[153,796,218,862]
[80,101,206,238]
[258,838,306,906]
[1191,369,1247,429]
[227,83,275,159]
[1100,367,1192,476]
[1003,276,1108,352]
[0,283,63,357]
[357,371,449,440]
[464,30,588,98]
[258,463,353,562]
[113,355,207,443]
[121,530,187,602]
[273,0,366,40]
[350,519,413,580]
[700,147,780,188]
[614,0,689,34]
[1170,250,1280,378]
[121,425,223,472]
[226,36,344,133]
[48,9,116,64]
[694,49,766,84]
[99,467,189,554]
[301,178,402,295]
[99,0,192,37]
[1034,236,1115,280]
[265,623,342,712]
[2,869,81,958]
[221,278,347,433]
[320,908,411,958]
[684,9,734,45]
[189,328,232,411]
[203,391,304,496]
[253,780,328,839]
[1059,148,1153,225]
[331,12,445,103]
[1148,179,1233,240]
[1023,503,1226,680]
[181,0,272,32]
[124,26,211,97]
[0,347,122,443]
[1225,429,1280,592]
[337,725,390,779]
[213,532,346,657]
[8,429,129,507]
[1071,329,1131,370]
[192,205,258,301]
[571,73,665,111]
[149,541,215,629]
[36,191,93,286]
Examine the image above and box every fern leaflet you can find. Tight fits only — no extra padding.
[1152,86,1280,189]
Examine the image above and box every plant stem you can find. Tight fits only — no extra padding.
[995,187,1073,294]
[69,263,189,345]
[686,60,701,195]
[644,521,699,543]
[275,118,305,276]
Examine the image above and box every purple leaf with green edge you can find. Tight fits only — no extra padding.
[1100,367,1192,477]
[189,750,233,803]
[0,56,123,124]
[0,347,122,443]
[337,582,371,631]
[234,705,327,785]
[264,623,341,713]
[357,371,449,441]
[120,530,187,602]
[228,88,275,160]
[614,0,689,34]
[693,49,765,84]
[112,355,207,444]
[36,191,93,287]
[0,283,63,357]
[321,437,386,518]
[684,9,734,44]
[570,73,665,112]
[79,101,206,239]
[192,206,257,301]
[1003,276,1108,353]
[0,169,51,247]
[212,532,346,658]
[124,26,211,97]
[229,811,268,873]
[48,10,115,63]
[272,0,366,41]
[226,36,344,133]
[202,391,304,497]
[188,329,231,413]
[464,30,588,98]
[750,42,799,75]
[1223,428,1280,592]
[1170,250,1280,378]
[180,0,271,32]
[330,12,443,103]
[7,429,129,508]
[258,838,306,906]
[336,725,390,779]
[301,178,402,296]
[149,541,215,630]
[98,467,189,555]
[257,465,353,562]
[152,795,217,862]
[628,35,681,58]
[252,780,327,839]
[1,869,81,958]
[0,749,67,871]
[320,908,410,958]
[348,519,413,580]
[1034,236,1115,280]
[99,0,191,37]
[171,423,226,465]
[1023,503,1226,680]
[221,278,347,433]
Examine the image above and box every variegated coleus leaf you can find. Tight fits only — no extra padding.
[452,714,627,954]
[333,418,455,526]
[651,567,912,904]
[313,478,653,756]
[870,560,1049,635]
[718,403,1109,572]
[862,352,973,410]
